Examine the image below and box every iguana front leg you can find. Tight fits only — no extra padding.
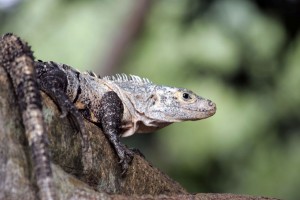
[98,91,134,174]
[36,61,88,150]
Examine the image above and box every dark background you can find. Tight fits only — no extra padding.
[1,0,300,199]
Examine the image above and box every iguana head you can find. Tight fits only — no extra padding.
[144,86,216,122]
[104,74,216,137]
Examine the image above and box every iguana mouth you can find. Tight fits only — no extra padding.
[166,106,216,114]
[199,108,216,112]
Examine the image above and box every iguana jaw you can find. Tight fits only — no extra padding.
[144,100,216,123]
[170,98,216,121]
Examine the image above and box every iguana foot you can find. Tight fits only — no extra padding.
[129,147,145,158]
[116,144,135,175]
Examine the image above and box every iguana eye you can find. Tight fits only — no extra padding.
[182,93,191,100]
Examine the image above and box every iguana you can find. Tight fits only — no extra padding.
[0,33,216,200]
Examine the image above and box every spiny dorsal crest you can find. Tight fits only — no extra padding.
[103,73,152,84]
[84,70,99,78]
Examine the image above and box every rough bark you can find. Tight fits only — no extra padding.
[0,66,279,200]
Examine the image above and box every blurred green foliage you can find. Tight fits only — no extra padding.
[1,0,300,199]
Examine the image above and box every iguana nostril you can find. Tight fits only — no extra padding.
[207,100,216,111]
